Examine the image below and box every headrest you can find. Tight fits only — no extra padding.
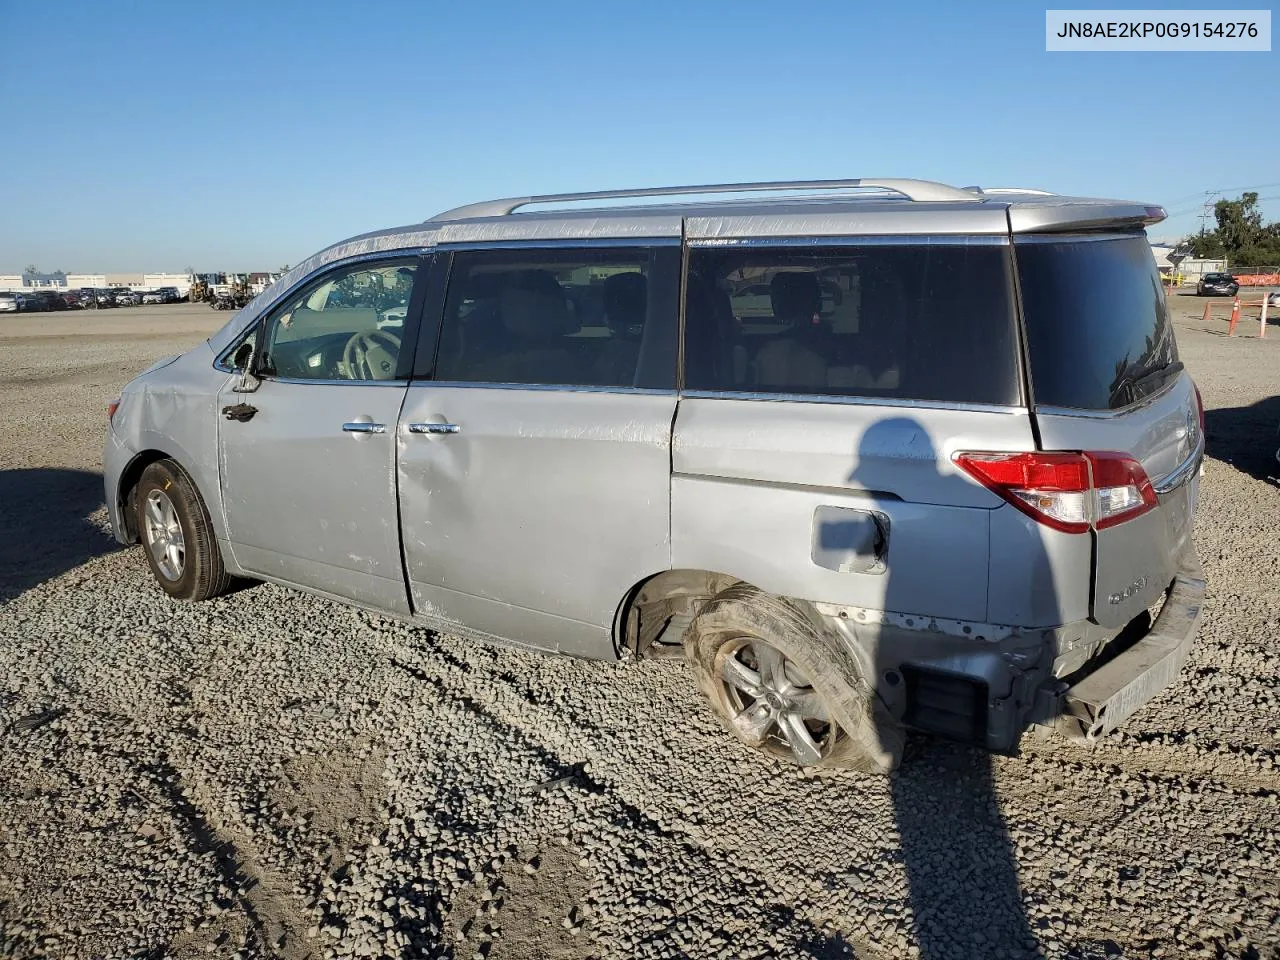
[603,272,646,338]
[770,272,822,325]
[499,270,573,339]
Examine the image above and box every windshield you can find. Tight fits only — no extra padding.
[1016,234,1178,410]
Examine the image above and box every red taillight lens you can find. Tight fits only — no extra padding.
[107,397,120,421]
[954,450,1157,533]
[954,452,1091,533]
[1087,451,1159,529]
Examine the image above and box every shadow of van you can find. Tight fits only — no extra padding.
[832,417,1047,959]
[0,468,119,602]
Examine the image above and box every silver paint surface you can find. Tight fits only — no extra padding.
[396,385,676,657]
[1033,372,1200,627]
[215,378,411,615]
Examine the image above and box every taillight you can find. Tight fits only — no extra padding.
[954,451,1158,534]
[107,397,120,421]
[1088,452,1159,529]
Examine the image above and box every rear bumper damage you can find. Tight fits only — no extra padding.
[1046,549,1205,741]
[814,545,1205,751]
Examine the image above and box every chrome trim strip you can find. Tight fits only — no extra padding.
[1036,376,1180,419]
[687,234,1009,248]
[678,389,1026,414]
[1153,435,1205,495]
[412,380,676,396]
[263,377,410,387]
[1012,232,1142,244]
[435,237,681,252]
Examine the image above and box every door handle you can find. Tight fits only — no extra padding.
[222,403,258,422]
[342,422,387,434]
[407,422,460,435]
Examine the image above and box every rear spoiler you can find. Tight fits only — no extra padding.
[1008,200,1166,234]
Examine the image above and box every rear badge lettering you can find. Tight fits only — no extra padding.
[1109,576,1148,605]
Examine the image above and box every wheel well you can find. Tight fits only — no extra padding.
[116,450,172,543]
[615,569,744,658]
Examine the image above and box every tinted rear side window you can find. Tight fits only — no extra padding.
[684,241,1020,406]
[434,247,678,389]
[1016,235,1178,410]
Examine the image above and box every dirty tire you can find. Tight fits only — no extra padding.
[684,584,903,773]
[134,459,233,602]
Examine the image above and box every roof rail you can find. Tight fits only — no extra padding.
[963,185,1056,196]
[429,178,981,221]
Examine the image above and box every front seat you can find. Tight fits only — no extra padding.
[465,270,578,385]
[593,272,646,386]
[754,272,828,389]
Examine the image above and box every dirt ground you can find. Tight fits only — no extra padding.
[0,295,1277,960]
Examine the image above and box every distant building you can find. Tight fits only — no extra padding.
[63,273,192,295]
[1150,242,1227,284]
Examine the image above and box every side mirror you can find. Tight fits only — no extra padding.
[230,340,261,393]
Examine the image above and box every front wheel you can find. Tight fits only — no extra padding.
[135,460,233,601]
[684,584,903,773]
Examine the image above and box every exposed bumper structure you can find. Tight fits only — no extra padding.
[815,546,1205,752]
[1052,549,1205,741]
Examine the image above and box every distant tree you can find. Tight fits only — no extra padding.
[1228,239,1280,268]
[1213,192,1266,252]
[1181,192,1279,268]
[1185,230,1225,259]
[24,264,38,283]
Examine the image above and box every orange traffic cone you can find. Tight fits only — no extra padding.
[1202,301,1212,322]
[1228,298,1241,336]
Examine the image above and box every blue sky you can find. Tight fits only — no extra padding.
[1,0,1275,272]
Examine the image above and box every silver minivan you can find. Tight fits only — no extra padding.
[104,179,1205,772]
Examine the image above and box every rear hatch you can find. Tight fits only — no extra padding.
[1016,233,1201,628]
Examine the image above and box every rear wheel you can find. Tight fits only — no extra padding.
[135,460,233,601]
[684,584,903,773]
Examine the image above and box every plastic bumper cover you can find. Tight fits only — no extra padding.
[1051,548,1205,741]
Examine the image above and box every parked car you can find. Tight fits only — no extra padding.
[89,289,117,308]
[19,292,50,312]
[104,178,1205,771]
[1197,272,1239,296]
[1266,291,1280,310]
[113,289,142,306]
[141,286,181,304]
[62,291,84,309]
[0,292,23,313]
[29,290,68,311]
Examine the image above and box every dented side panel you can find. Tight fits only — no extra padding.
[216,378,411,615]
[396,386,677,657]
[104,344,232,546]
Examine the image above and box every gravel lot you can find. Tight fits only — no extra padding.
[1,299,1277,960]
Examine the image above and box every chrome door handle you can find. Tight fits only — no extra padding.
[407,422,460,435]
[342,422,386,434]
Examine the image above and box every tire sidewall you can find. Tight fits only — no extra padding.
[135,461,214,601]
[685,585,902,773]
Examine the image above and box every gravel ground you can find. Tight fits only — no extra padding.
[0,300,1277,960]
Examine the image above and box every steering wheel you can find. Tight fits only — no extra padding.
[342,329,402,380]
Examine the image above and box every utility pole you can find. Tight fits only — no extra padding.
[1197,190,1218,235]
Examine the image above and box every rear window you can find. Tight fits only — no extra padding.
[683,241,1020,406]
[1016,235,1178,410]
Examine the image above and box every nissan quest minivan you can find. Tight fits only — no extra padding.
[104,179,1205,772]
